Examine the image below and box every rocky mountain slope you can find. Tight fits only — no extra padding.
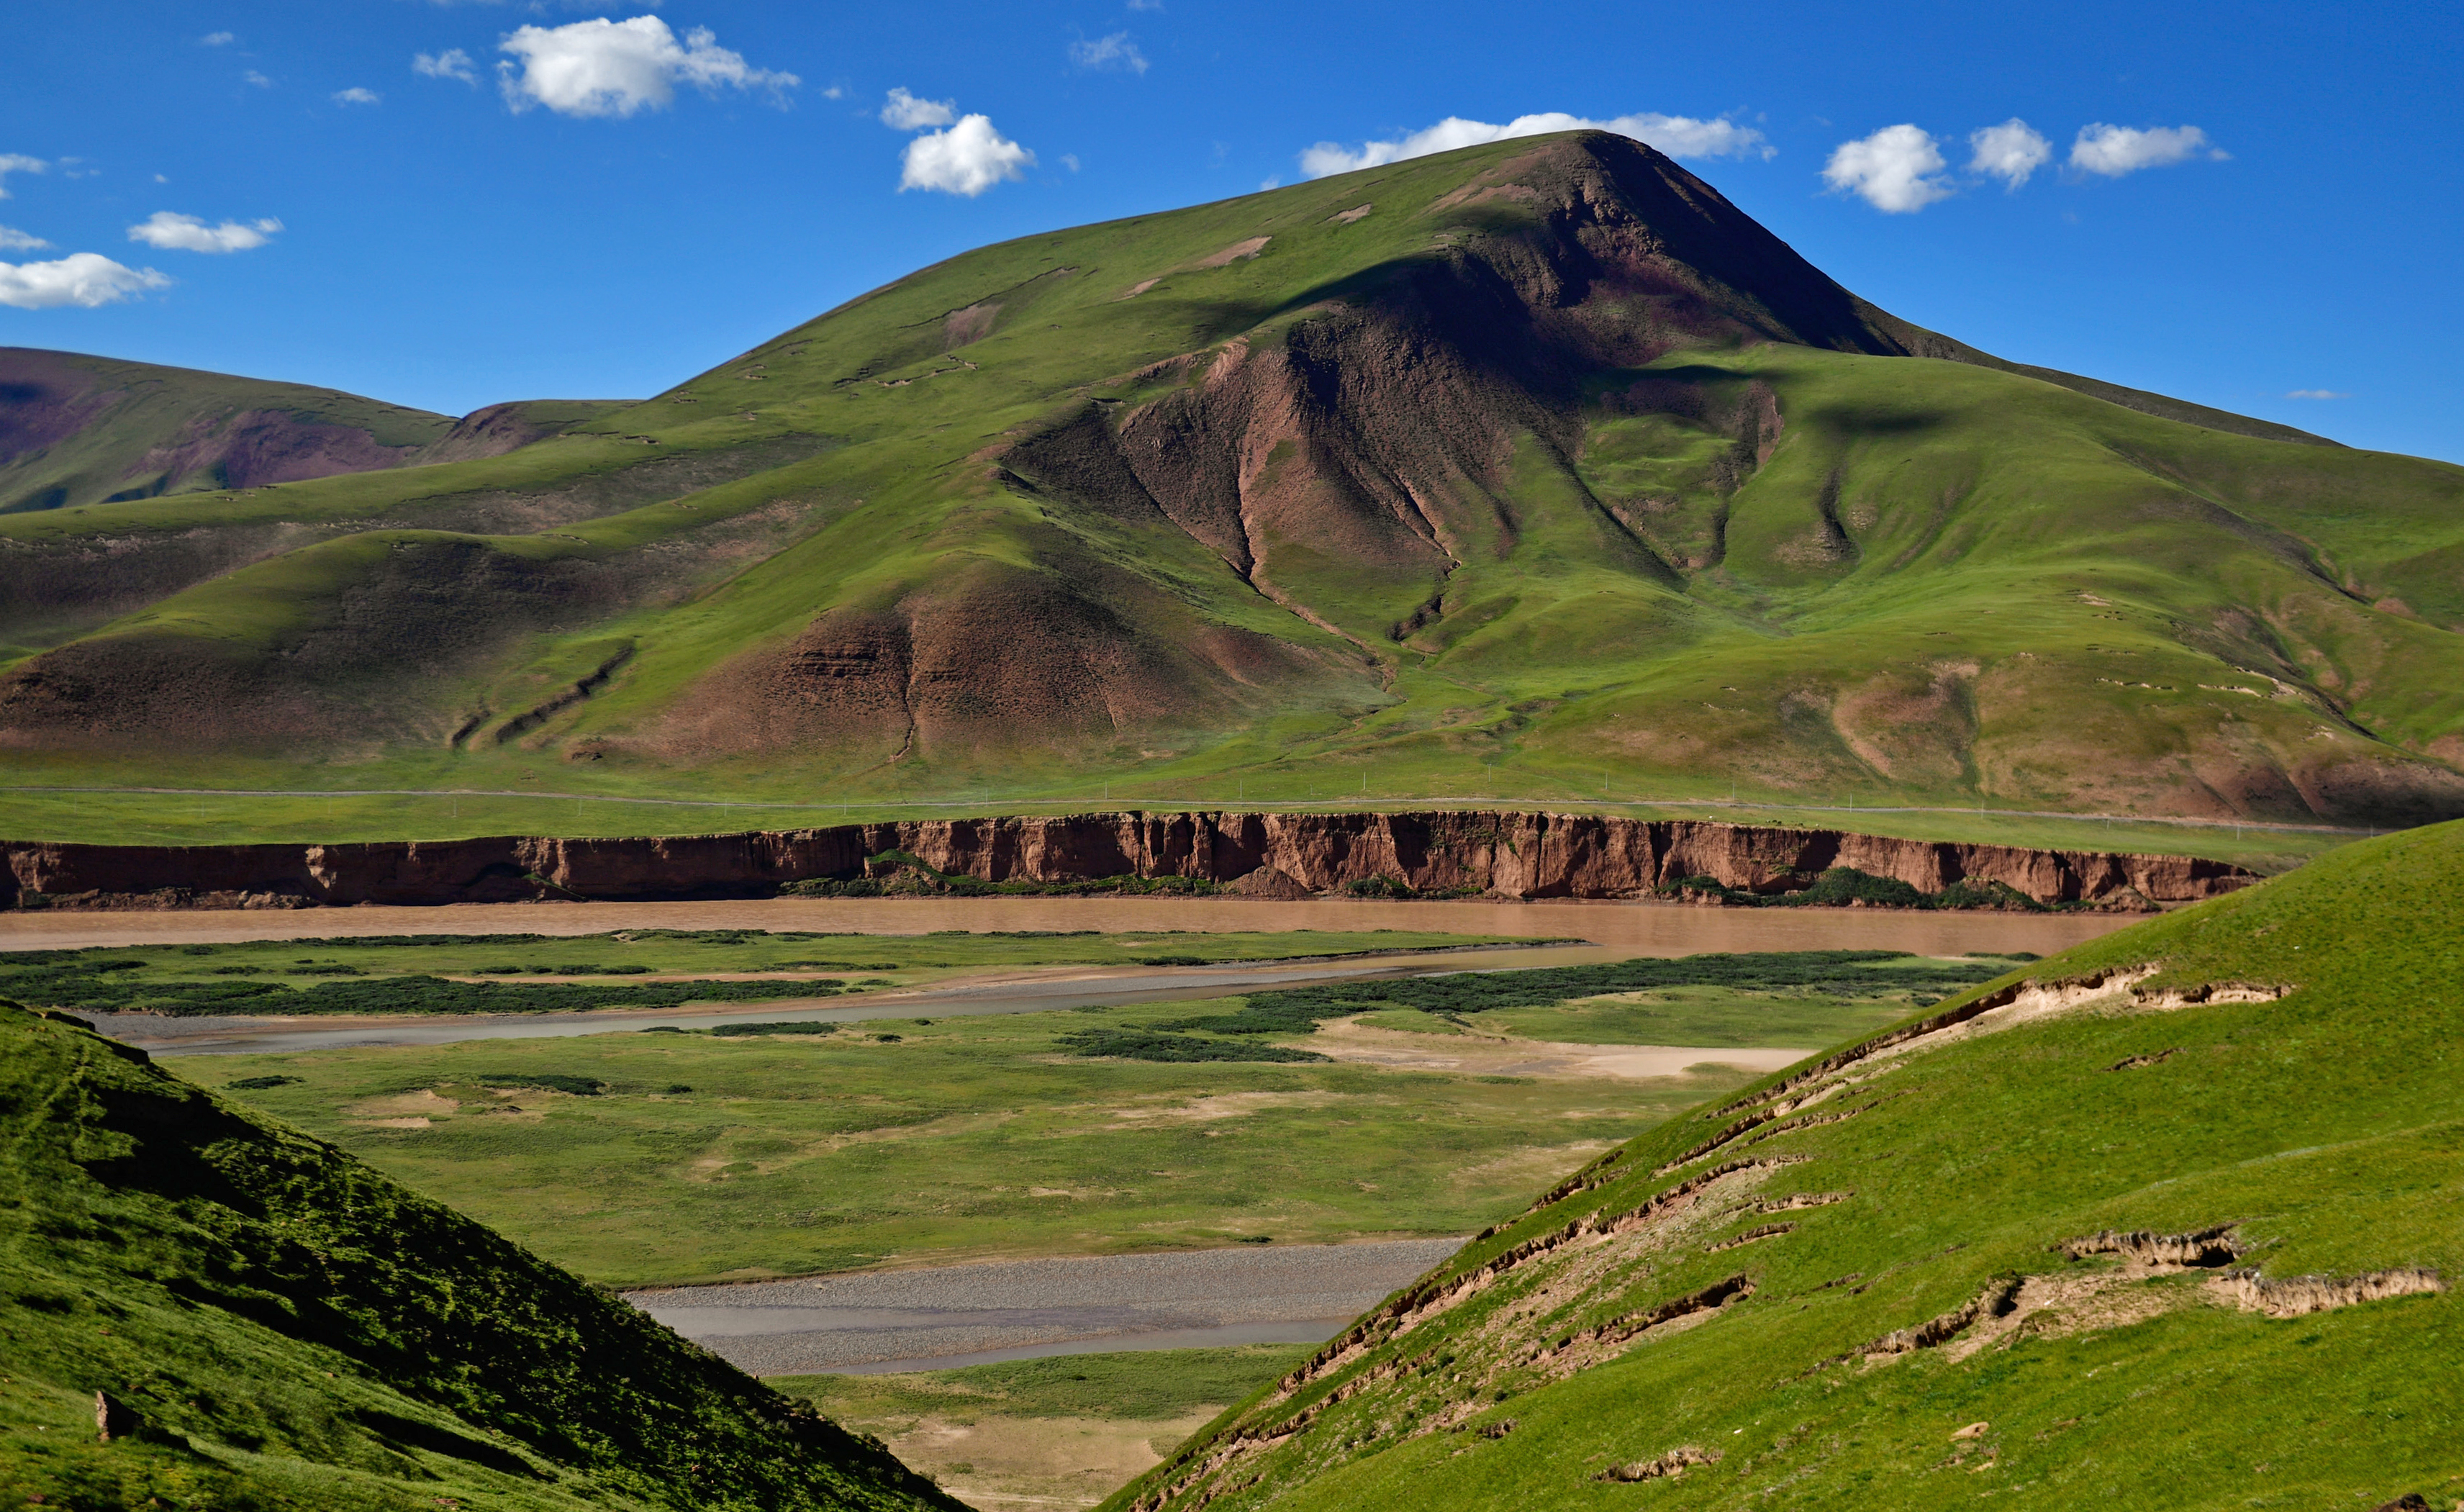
[1107,818,2463,1511]
[2,132,2460,826]
[0,999,959,1510]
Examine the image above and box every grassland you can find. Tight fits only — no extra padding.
[188,950,1985,1287]
[0,1002,956,1512]
[0,784,2352,874]
[1112,820,2464,1511]
[0,925,1521,1018]
[2,132,2456,833]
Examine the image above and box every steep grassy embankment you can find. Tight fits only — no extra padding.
[1110,820,2462,1510]
[3,132,2460,828]
[0,1003,959,1510]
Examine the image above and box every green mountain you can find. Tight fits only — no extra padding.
[3,132,2460,826]
[0,347,627,517]
[0,1002,959,1511]
[1106,818,2462,1511]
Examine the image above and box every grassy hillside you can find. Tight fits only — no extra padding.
[0,346,625,515]
[1108,820,2463,1511]
[0,1002,959,1510]
[3,132,2460,832]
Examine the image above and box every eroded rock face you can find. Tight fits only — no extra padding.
[0,810,2260,910]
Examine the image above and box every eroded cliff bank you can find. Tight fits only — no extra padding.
[0,811,2260,913]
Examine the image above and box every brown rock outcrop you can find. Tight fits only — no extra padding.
[0,810,2260,912]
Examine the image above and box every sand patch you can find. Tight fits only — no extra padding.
[1328,204,1372,224]
[877,1410,1219,1509]
[1195,237,1270,268]
[1309,1019,1808,1082]
[344,1088,459,1120]
[1108,1090,1343,1125]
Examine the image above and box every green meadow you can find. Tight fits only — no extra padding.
[190,948,1990,1286]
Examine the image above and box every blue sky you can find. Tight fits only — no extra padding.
[4,1,2458,461]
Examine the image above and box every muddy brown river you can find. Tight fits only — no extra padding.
[0,894,2131,953]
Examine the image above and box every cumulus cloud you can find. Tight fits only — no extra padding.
[497,17,797,119]
[2070,123,2225,177]
[0,225,51,251]
[0,253,171,309]
[1822,124,1952,212]
[414,48,477,85]
[1300,109,1771,178]
[199,31,234,47]
[1061,153,1081,172]
[900,114,1034,196]
[1070,32,1149,73]
[127,212,282,253]
[1968,118,2050,190]
[2285,389,2347,399]
[332,87,381,106]
[0,155,45,199]
[880,86,956,130]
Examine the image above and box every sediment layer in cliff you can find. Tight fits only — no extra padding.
[0,810,2257,912]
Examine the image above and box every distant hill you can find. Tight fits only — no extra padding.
[1109,818,2464,1511]
[0,1000,960,1509]
[1,132,2459,828]
[0,345,627,512]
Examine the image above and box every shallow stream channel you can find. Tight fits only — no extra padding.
[625,1239,1467,1375]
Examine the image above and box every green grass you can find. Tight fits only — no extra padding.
[778,1345,1320,1428]
[0,925,1524,1017]
[0,1003,956,1511]
[189,954,1911,1287]
[3,132,2456,836]
[1110,819,2464,1511]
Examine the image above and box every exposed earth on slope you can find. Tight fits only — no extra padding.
[3,132,2460,825]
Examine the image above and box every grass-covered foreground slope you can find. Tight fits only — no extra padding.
[4,132,2460,828]
[0,1004,959,1511]
[1113,820,2463,1511]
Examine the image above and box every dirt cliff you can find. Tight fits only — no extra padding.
[0,810,2257,911]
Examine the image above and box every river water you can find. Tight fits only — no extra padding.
[0,894,2129,953]
[625,1239,1469,1375]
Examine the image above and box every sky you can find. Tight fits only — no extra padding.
[3,1,2458,462]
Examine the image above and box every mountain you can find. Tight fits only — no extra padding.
[1,131,2460,826]
[0,345,625,513]
[1108,818,2463,1511]
[0,999,960,1511]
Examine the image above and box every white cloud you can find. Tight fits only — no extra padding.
[0,155,44,199]
[332,87,381,106]
[1298,109,1771,178]
[414,48,477,85]
[243,70,272,88]
[820,84,845,100]
[1821,124,1952,212]
[1968,118,2050,190]
[0,225,50,251]
[900,114,1034,196]
[497,17,797,119]
[2070,123,2225,177]
[1126,0,1164,9]
[2285,389,2347,399]
[200,31,234,47]
[0,253,171,309]
[881,87,956,130]
[1061,153,1081,172]
[1259,176,1279,191]
[127,212,282,253]
[1070,32,1149,74]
